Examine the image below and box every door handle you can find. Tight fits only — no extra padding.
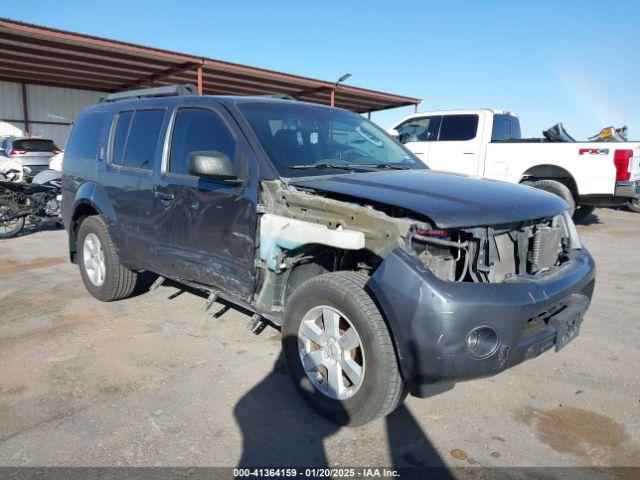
[462,151,476,155]
[153,190,174,202]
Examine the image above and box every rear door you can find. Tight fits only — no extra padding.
[428,114,483,175]
[100,108,166,266]
[152,105,257,300]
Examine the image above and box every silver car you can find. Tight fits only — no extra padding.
[0,136,61,178]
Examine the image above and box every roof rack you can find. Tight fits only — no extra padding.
[100,84,199,103]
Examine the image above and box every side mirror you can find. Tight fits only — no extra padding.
[387,128,400,140]
[187,151,241,185]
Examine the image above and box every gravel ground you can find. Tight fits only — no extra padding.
[0,208,638,470]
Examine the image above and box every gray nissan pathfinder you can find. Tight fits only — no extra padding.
[62,85,595,426]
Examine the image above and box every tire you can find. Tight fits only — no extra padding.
[572,205,595,222]
[77,215,137,301]
[533,179,576,216]
[628,199,640,213]
[282,271,405,426]
[0,200,25,239]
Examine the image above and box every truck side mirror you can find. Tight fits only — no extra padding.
[187,151,242,185]
[387,128,400,140]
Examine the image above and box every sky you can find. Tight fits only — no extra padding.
[5,0,640,139]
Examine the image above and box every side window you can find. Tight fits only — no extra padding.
[122,110,165,170]
[65,112,107,159]
[396,116,437,143]
[169,107,236,176]
[111,111,133,166]
[491,114,511,141]
[438,115,479,141]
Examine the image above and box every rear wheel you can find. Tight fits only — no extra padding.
[77,215,137,301]
[573,205,595,222]
[0,200,25,239]
[533,179,576,217]
[628,199,640,213]
[282,271,405,426]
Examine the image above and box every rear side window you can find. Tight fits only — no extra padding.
[491,114,522,141]
[12,139,59,152]
[438,115,478,141]
[111,111,134,166]
[124,110,165,170]
[66,112,107,159]
[169,107,236,176]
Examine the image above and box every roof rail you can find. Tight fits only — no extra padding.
[100,84,199,103]
[260,93,296,100]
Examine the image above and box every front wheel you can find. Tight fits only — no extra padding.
[0,200,25,239]
[282,271,406,426]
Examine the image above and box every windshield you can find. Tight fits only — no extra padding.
[237,102,424,177]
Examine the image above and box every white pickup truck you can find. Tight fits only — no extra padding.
[389,109,640,219]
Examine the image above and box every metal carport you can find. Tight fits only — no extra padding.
[0,17,421,129]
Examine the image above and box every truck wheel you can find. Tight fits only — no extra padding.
[573,205,595,222]
[628,199,640,213]
[282,271,406,426]
[77,215,137,301]
[0,200,25,239]
[533,179,576,216]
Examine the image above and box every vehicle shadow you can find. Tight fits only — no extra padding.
[233,346,452,478]
[14,222,63,238]
[574,211,602,226]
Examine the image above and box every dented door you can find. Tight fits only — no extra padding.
[152,105,257,300]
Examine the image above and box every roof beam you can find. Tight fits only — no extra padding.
[119,61,200,90]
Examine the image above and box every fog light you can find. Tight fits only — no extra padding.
[466,326,499,358]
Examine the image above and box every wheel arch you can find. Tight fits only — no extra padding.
[69,182,117,263]
[520,164,579,197]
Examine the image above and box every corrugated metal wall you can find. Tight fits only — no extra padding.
[0,81,103,147]
[0,81,25,138]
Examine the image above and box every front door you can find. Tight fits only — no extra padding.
[427,114,483,176]
[395,115,439,166]
[152,105,257,300]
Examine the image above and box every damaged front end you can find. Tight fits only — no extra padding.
[409,210,582,283]
[252,179,595,396]
[253,178,583,315]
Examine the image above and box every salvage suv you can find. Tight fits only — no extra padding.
[62,85,595,426]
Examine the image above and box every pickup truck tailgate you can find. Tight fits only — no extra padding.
[630,154,640,181]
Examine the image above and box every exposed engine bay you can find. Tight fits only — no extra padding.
[254,180,580,317]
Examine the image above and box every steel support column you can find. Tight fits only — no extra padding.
[330,89,335,107]
[197,62,203,95]
[20,82,29,135]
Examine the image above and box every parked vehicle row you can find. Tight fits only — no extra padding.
[388,109,640,220]
[58,86,595,426]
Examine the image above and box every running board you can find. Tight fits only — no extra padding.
[149,276,165,291]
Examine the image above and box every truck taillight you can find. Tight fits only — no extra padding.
[613,149,633,181]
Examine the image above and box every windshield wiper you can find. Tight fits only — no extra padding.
[351,163,411,170]
[290,163,356,171]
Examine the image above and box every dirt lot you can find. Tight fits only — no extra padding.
[0,208,638,469]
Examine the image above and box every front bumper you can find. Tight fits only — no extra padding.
[367,248,595,397]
